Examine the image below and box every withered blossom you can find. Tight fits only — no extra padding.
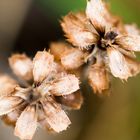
[0,51,82,140]
[56,0,140,94]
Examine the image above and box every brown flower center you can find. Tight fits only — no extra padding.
[23,84,49,105]
[104,31,118,41]
[100,31,118,48]
[85,31,118,64]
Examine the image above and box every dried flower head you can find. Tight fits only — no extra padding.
[58,0,140,94]
[0,50,82,140]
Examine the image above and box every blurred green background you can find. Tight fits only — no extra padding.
[0,0,140,140]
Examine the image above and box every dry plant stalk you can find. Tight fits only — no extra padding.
[0,51,83,140]
[50,0,140,94]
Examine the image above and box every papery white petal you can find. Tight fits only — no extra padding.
[2,108,23,126]
[50,74,79,96]
[61,12,97,48]
[15,106,37,140]
[50,42,69,61]
[0,96,23,116]
[125,24,140,36]
[88,64,110,93]
[86,0,111,32]
[0,75,17,97]
[56,91,83,110]
[41,97,71,133]
[116,35,140,52]
[9,54,33,81]
[33,51,54,82]
[125,56,140,77]
[107,47,131,80]
[61,48,85,70]
[38,109,55,133]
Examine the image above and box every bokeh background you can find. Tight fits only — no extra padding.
[0,0,140,140]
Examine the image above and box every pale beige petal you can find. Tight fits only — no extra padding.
[38,108,55,133]
[116,46,136,59]
[33,51,54,82]
[61,48,86,70]
[53,63,66,74]
[56,91,83,110]
[36,72,65,97]
[14,86,32,100]
[125,56,140,77]
[39,119,56,133]
[15,106,37,140]
[61,12,97,48]
[125,24,140,36]
[88,64,110,93]
[0,96,23,116]
[0,75,17,97]
[50,42,70,61]
[107,47,131,80]
[41,97,71,133]
[2,103,26,126]
[37,106,46,122]
[50,42,86,70]
[2,109,21,126]
[9,54,33,81]
[115,35,140,52]
[50,74,79,96]
[86,0,112,32]
[111,16,126,34]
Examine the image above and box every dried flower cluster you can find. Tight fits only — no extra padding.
[50,0,140,94]
[0,0,140,139]
[0,51,83,139]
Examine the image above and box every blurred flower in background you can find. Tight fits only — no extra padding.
[0,0,140,140]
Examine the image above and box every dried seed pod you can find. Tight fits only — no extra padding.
[59,0,140,94]
[0,50,80,139]
[9,54,33,81]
